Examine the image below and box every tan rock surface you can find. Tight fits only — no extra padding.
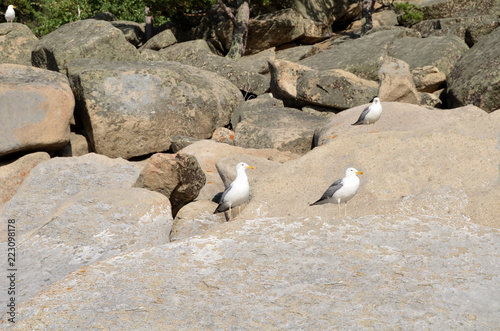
[180,140,297,201]
[0,152,50,205]
[241,104,499,229]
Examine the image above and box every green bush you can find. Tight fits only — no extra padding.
[3,0,283,37]
[393,1,423,27]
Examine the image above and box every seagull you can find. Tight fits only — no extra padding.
[5,5,15,22]
[352,97,382,132]
[214,162,254,221]
[310,167,363,216]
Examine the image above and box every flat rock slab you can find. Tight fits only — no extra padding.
[3,216,499,329]
[0,153,144,237]
[4,188,171,314]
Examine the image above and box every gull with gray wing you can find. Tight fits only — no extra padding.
[214,162,254,221]
[352,97,382,132]
[310,167,363,216]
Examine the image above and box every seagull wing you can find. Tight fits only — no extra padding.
[352,105,371,125]
[214,182,233,213]
[310,178,343,205]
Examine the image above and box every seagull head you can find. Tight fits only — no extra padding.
[8,5,15,10]
[236,162,254,171]
[345,167,363,177]
[373,97,380,104]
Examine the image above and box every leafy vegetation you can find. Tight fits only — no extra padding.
[3,0,280,37]
[392,1,424,27]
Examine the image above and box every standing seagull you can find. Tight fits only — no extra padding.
[5,5,15,22]
[352,97,382,132]
[214,162,254,221]
[310,167,363,217]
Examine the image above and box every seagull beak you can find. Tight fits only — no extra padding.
[247,166,255,169]
[356,171,363,175]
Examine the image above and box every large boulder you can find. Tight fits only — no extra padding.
[232,96,326,154]
[0,153,158,313]
[299,28,420,81]
[246,9,331,54]
[148,40,270,95]
[0,64,75,158]
[287,0,361,25]
[414,16,500,47]
[5,215,499,329]
[0,23,38,66]
[134,153,206,215]
[0,153,144,236]
[0,152,50,205]
[378,57,420,104]
[411,66,446,93]
[421,0,500,19]
[139,29,177,51]
[67,59,243,159]
[242,103,499,230]
[269,59,378,110]
[179,140,294,200]
[32,19,140,73]
[111,20,146,47]
[447,26,500,113]
[388,34,469,75]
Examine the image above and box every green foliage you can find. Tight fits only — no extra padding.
[393,1,423,27]
[3,0,284,37]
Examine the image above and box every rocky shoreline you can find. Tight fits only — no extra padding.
[1,0,499,328]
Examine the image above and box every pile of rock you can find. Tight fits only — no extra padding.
[0,0,499,328]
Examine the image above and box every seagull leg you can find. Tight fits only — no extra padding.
[228,205,232,221]
[344,202,347,216]
[238,206,241,218]
[370,122,379,133]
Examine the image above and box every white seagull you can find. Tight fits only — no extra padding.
[352,97,382,132]
[5,5,15,23]
[214,162,254,221]
[310,167,363,216]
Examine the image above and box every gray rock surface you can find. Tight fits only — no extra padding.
[139,28,177,51]
[299,28,420,81]
[232,97,326,154]
[0,64,75,158]
[0,23,38,66]
[0,153,144,237]
[170,199,224,242]
[414,16,500,47]
[388,34,469,75]
[422,0,500,19]
[68,58,243,159]
[4,215,499,329]
[5,188,171,314]
[447,26,500,113]
[269,59,378,110]
[288,0,360,25]
[111,20,145,46]
[151,40,270,95]
[32,19,139,73]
